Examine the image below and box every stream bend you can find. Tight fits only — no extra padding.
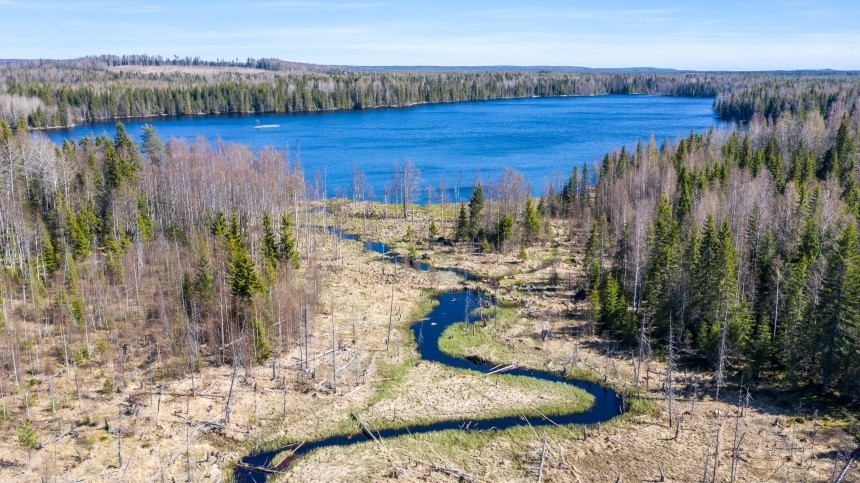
[235,234,625,482]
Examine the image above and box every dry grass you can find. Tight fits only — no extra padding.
[1,203,857,482]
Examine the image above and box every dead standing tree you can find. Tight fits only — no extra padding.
[391,159,420,220]
[666,315,676,429]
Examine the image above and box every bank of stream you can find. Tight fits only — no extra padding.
[234,232,625,482]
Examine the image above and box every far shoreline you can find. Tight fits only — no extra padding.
[30,92,720,132]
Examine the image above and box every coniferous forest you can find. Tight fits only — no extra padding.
[1,55,857,128]
[540,95,860,399]
[1,57,859,480]
[2,68,859,399]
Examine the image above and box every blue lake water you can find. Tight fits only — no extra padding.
[45,95,726,199]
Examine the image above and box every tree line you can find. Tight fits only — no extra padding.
[3,59,858,129]
[552,103,860,399]
[3,71,720,128]
[0,120,332,423]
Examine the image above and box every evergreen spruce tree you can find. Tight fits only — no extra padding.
[698,219,749,360]
[583,223,603,290]
[561,166,578,213]
[429,219,439,240]
[17,419,38,457]
[815,223,860,392]
[114,122,141,173]
[739,135,752,170]
[779,256,813,382]
[137,197,154,241]
[140,123,165,162]
[599,275,634,342]
[262,212,278,267]
[678,226,700,342]
[612,221,630,294]
[468,182,484,240]
[227,229,262,299]
[691,215,718,340]
[0,120,11,143]
[41,230,59,274]
[765,138,784,192]
[251,317,272,364]
[278,214,300,269]
[455,204,469,241]
[522,197,541,244]
[642,196,680,339]
[677,167,693,221]
[211,211,227,239]
[497,214,514,249]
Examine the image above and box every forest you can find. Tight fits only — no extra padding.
[1,55,856,128]
[1,71,858,409]
[0,67,859,480]
[0,119,324,396]
[540,93,860,400]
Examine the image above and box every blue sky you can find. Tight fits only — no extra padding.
[1,0,858,70]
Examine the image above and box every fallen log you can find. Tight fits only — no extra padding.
[428,464,476,483]
[351,412,379,443]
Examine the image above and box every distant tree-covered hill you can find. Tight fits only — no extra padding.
[2,55,856,128]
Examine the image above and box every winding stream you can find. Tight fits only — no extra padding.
[235,233,624,482]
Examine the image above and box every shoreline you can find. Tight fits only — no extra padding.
[29,92,717,132]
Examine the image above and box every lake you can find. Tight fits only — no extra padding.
[45,95,727,200]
